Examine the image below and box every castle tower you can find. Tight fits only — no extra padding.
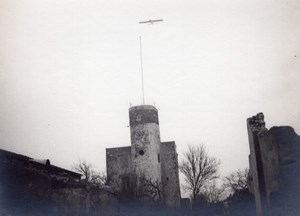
[129,105,162,184]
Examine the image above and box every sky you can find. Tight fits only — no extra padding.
[1,0,300,185]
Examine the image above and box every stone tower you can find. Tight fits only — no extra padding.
[106,105,181,207]
[129,105,162,185]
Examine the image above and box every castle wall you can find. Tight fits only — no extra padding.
[1,149,119,215]
[260,127,300,215]
[257,128,279,198]
[106,146,132,191]
[161,141,181,208]
[247,113,300,215]
[247,113,266,216]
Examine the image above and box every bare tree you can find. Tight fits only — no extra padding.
[180,144,220,202]
[138,176,164,203]
[90,171,108,186]
[202,181,225,203]
[73,160,93,182]
[73,159,107,186]
[114,172,164,204]
[222,168,249,194]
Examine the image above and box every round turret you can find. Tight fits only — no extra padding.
[129,105,162,183]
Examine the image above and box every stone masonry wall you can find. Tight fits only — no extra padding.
[106,146,132,191]
[247,113,300,215]
[129,105,162,185]
[261,126,300,215]
[0,149,118,216]
[161,141,181,209]
[247,113,267,216]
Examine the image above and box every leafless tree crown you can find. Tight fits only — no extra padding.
[180,144,220,201]
[202,181,225,203]
[222,168,249,194]
[73,159,107,186]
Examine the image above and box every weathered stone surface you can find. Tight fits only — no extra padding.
[129,105,162,185]
[247,113,300,216]
[247,113,266,216]
[161,141,181,208]
[106,105,181,208]
[257,127,279,197]
[265,126,300,215]
[106,146,132,191]
[129,105,159,126]
[248,113,266,132]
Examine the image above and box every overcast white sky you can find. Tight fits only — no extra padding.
[1,0,300,181]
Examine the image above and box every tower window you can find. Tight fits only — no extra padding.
[139,150,144,155]
[158,153,160,163]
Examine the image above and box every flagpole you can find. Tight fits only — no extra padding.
[139,36,145,105]
[138,19,163,105]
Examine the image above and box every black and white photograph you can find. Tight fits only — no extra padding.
[1,0,300,215]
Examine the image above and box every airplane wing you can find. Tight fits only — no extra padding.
[139,19,163,24]
[139,20,150,24]
[151,19,163,23]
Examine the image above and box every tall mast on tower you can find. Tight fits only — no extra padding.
[138,19,163,105]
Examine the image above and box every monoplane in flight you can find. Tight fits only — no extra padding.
[139,19,163,25]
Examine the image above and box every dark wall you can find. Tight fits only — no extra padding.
[161,141,181,209]
[0,149,118,216]
[129,105,159,126]
[247,113,300,216]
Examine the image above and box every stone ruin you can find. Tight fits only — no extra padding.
[0,149,118,216]
[247,113,300,216]
[3,110,300,215]
[0,105,182,216]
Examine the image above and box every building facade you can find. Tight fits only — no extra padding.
[106,105,181,208]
